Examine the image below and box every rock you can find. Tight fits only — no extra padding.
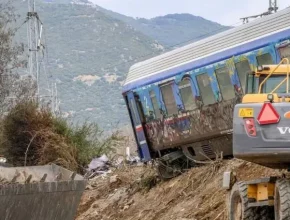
[123,205,129,210]
[92,203,99,209]
[126,199,134,206]
[109,175,118,184]
[107,187,128,203]
[86,185,93,190]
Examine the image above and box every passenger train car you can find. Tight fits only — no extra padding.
[122,7,290,178]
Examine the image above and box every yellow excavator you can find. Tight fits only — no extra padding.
[224,58,290,219]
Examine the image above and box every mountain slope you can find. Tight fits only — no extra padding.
[136,14,231,47]
[12,0,230,130]
[96,6,231,47]
[13,0,164,129]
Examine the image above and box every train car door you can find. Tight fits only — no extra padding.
[126,91,151,161]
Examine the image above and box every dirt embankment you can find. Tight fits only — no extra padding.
[76,159,281,220]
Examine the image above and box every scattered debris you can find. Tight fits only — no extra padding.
[0,156,7,163]
[77,159,281,220]
[84,152,142,180]
[85,155,112,179]
[87,155,110,171]
[0,156,9,168]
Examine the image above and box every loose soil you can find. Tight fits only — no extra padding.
[76,159,282,220]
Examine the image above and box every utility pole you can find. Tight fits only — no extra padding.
[27,0,60,114]
[240,0,278,24]
[27,0,42,96]
[268,0,278,13]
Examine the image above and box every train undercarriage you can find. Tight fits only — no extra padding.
[155,134,233,179]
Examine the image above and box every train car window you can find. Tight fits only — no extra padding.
[235,60,252,93]
[256,53,273,65]
[215,66,235,100]
[196,73,215,105]
[178,78,196,111]
[149,91,161,119]
[160,83,178,115]
[279,45,290,61]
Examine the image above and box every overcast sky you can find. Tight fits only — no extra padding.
[90,0,290,26]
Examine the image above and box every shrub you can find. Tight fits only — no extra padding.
[52,117,125,171]
[0,100,126,173]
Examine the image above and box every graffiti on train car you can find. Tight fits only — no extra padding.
[144,95,242,149]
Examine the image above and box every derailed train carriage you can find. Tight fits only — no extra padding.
[122,7,290,178]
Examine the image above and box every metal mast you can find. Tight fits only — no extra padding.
[240,0,278,24]
[27,0,60,114]
[269,0,278,13]
[27,0,41,97]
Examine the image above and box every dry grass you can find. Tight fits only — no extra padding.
[0,100,125,173]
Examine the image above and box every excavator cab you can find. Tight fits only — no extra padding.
[233,58,290,169]
[243,59,290,102]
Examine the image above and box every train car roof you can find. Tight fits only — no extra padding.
[123,7,290,93]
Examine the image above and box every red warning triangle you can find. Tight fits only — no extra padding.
[257,103,280,125]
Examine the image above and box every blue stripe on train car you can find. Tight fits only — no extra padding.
[123,28,290,92]
[136,128,151,161]
[136,127,146,142]
[140,143,151,161]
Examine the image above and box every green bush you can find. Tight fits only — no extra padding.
[0,100,126,173]
[52,118,125,171]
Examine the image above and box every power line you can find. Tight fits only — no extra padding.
[13,18,29,35]
[240,0,278,24]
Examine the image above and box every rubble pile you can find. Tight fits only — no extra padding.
[77,159,281,220]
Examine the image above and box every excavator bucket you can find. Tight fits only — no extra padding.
[0,164,87,220]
